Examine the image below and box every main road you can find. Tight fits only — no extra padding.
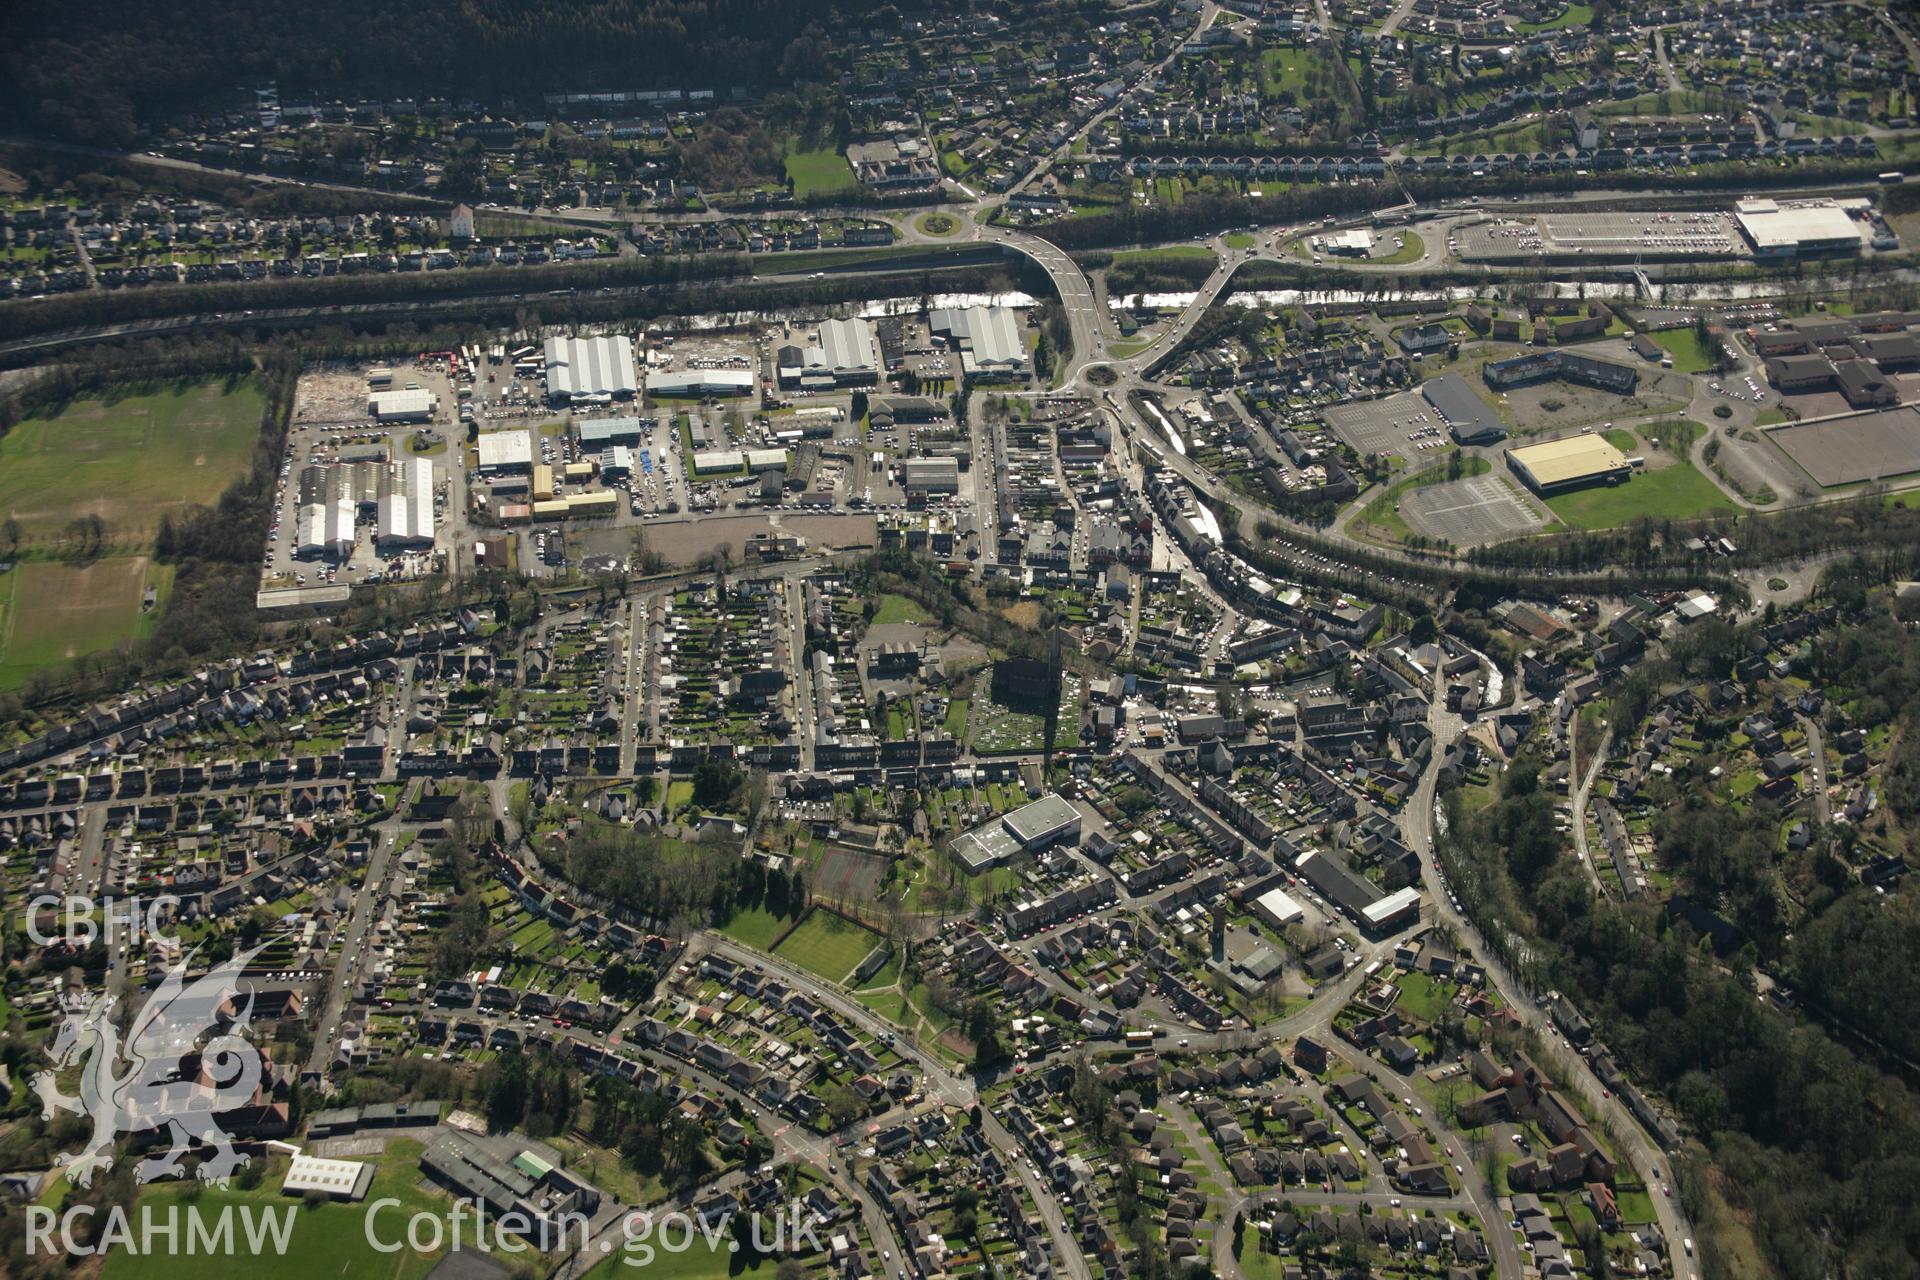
[1403,688,1698,1278]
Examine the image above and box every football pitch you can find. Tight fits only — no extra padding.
[0,378,263,549]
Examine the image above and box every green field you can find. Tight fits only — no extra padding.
[1224,232,1257,250]
[586,1239,789,1280]
[1110,245,1217,266]
[872,593,933,625]
[1638,419,1705,457]
[719,904,800,951]
[1650,327,1713,373]
[0,379,263,548]
[771,908,884,983]
[1545,459,1736,529]
[784,146,858,200]
[1518,2,1593,30]
[1371,230,1425,265]
[99,1140,446,1280]
[1259,45,1338,98]
[0,557,173,689]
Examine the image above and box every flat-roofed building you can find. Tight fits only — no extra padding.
[901,456,960,493]
[1734,199,1866,260]
[691,449,747,474]
[951,792,1083,872]
[1323,228,1374,257]
[1251,885,1305,929]
[1003,792,1083,848]
[647,369,754,398]
[745,448,789,473]
[1506,435,1633,494]
[565,491,618,517]
[1361,887,1422,934]
[421,1131,600,1250]
[575,416,646,450]
[282,1153,375,1202]
[543,334,639,404]
[1422,374,1506,444]
[476,429,534,475]
[368,387,437,422]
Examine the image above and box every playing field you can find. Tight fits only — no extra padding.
[0,557,171,689]
[1544,461,1737,529]
[784,146,857,200]
[771,908,884,984]
[96,1140,446,1280]
[586,1239,788,1279]
[0,379,263,549]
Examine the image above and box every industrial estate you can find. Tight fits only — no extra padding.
[1,2,1919,1279]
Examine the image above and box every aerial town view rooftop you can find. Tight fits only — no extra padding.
[0,0,1918,1277]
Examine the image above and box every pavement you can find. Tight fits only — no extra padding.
[306,817,407,1076]
[1568,717,1614,900]
[1403,690,1699,1279]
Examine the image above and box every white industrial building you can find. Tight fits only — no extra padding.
[901,456,959,493]
[368,387,438,422]
[543,334,639,404]
[929,306,1029,380]
[808,318,881,386]
[647,369,755,398]
[1734,199,1866,259]
[476,429,534,474]
[297,496,357,560]
[691,449,747,474]
[281,1153,374,1202]
[377,456,438,548]
[1251,886,1305,929]
[1322,228,1374,257]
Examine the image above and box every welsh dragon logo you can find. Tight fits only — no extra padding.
[33,948,266,1187]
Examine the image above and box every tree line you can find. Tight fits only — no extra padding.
[0,251,745,347]
[1438,588,1920,1278]
[2,0,902,148]
[1467,498,1920,579]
